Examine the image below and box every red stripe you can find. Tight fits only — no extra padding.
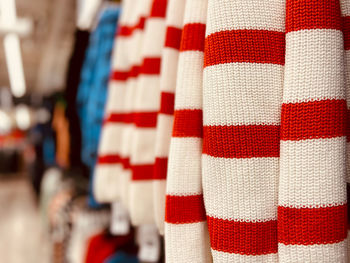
[110,65,141,81]
[278,205,347,245]
[159,92,175,115]
[133,112,157,128]
[154,157,168,180]
[180,23,206,52]
[165,195,206,224]
[343,16,350,50]
[129,65,141,78]
[132,164,154,180]
[165,26,182,50]
[172,109,203,137]
[205,30,285,67]
[150,0,167,17]
[97,154,121,164]
[141,58,161,75]
[105,113,133,124]
[118,17,146,36]
[110,70,129,81]
[203,125,280,158]
[121,157,130,169]
[207,216,277,255]
[286,0,342,33]
[281,99,347,141]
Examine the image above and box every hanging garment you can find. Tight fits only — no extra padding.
[164,0,349,262]
[153,0,186,235]
[76,5,120,207]
[128,0,168,226]
[94,0,136,203]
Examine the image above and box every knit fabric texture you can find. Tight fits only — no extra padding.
[164,0,349,262]
[95,0,350,261]
[153,0,186,235]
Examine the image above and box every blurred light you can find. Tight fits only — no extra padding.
[0,110,12,134]
[4,33,26,97]
[0,0,17,26]
[15,104,31,130]
[77,0,102,29]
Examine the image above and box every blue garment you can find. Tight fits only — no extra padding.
[104,252,139,263]
[76,5,120,207]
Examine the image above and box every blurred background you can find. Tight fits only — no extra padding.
[0,0,143,262]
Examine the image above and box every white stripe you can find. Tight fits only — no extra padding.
[105,82,127,112]
[278,240,348,263]
[155,114,174,157]
[211,249,278,263]
[131,128,157,164]
[203,63,283,126]
[119,169,131,208]
[165,0,186,28]
[94,165,123,202]
[202,155,278,222]
[120,123,134,157]
[142,18,167,57]
[279,137,347,207]
[124,79,137,112]
[112,36,134,69]
[165,222,212,263]
[183,0,207,25]
[129,181,155,225]
[284,29,345,103]
[98,124,125,153]
[134,75,161,111]
[160,49,180,93]
[345,51,350,103]
[167,137,203,195]
[341,0,350,16]
[153,179,166,235]
[206,0,285,36]
[128,31,144,65]
[175,51,204,110]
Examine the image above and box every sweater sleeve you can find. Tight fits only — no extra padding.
[128,0,167,226]
[93,0,132,203]
[164,0,212,262]
[341,0,350,252]
[153,0,186,235]
[278,0,348,261]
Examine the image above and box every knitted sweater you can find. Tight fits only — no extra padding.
[165,0,349,262]
[128,0,168,226]
[94,0,133,203]
[153,0,186,234]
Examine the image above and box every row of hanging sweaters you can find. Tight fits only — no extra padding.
[90,0,350,262]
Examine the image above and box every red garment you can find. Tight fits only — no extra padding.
[84,231,135,263]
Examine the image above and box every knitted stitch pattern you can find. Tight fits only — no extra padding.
[153,0,186,234]
[278,0,347,261]
[342,0,350,257]
[165,0,349,262]
[165,0,212,262]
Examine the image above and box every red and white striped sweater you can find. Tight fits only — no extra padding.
[95,0,350,261]
[165,0,350,262]
[153,0,186,234]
